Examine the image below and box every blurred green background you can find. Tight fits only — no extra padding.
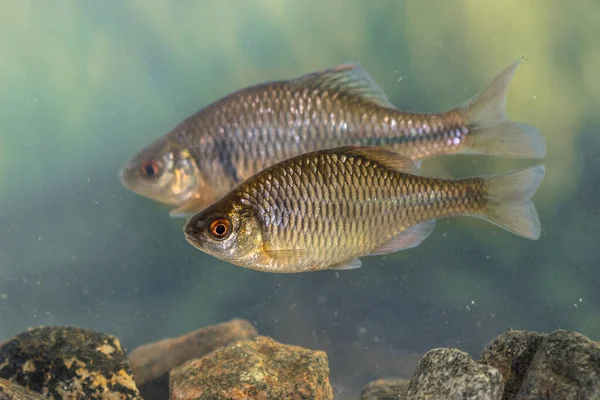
[0,0,598,397]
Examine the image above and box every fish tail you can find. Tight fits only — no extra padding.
[459,59,546,159]
[477,164,545,240]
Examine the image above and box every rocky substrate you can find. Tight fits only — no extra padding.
[0,321,598,400]
[360,329,600,400]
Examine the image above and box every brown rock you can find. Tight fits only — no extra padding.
[0,326,142,399]
[360,378,409,399]
[478,330,546,399]
[169,336,333,400]
[129,319,258,400]
[0,378,46,400]
[513,330,600,399]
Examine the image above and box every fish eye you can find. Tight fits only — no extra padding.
[209,218,232,240]
[141,160,160,179]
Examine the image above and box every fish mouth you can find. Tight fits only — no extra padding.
[118,166,129,184]
[184,233,200,249]
[119,164,176,206]
[119,164,139,191]
[184,234,195,245]
[183,224,201,246]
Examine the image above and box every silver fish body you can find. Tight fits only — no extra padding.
[121,60,545,216]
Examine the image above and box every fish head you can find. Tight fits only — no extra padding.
[120,138,202,207]
[183,198,264,268]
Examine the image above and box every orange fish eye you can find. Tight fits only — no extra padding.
[209,218,232,240]
[141,160,160,179]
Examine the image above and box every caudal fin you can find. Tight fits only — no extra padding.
[458,59,546,159]
[477,165,545,240]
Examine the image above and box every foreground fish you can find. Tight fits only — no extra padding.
[121,59,545,217]
[183,146,545,273]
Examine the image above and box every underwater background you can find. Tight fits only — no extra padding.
[0,1,598,397]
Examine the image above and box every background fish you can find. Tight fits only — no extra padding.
[121,60,545,217]
[184,146,545,273]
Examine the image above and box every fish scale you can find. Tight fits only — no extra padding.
[190,148,498,272]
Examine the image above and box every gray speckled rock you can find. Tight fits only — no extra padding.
[361,378,409,399]
[0,378,46,400]
[513,330,600,399]
[407,348,503,400]
[479,330,546,399]
[0,326,142,399]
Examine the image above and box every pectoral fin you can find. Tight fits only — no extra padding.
[259,249,308,267]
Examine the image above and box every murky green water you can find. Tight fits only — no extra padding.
[0,1,598,396]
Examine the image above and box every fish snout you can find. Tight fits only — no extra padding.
[119,166,128,185]
[184,219,202,244]
[119,161,139,189]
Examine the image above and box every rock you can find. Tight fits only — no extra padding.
[513,330,600,399]
[479,330,546,399]
[129,318,258,400]
[0,326,142,399]
[407,348,503,400]
[170,335,333,400]
[0,378,46,400]
[360,378,409,399]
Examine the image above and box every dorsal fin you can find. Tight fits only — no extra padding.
[332,146,420,175]
[292,62,396,109]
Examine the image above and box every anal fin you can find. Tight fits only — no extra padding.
[170,197,212,218]
[368,220,435,256]
[329,258,362,271]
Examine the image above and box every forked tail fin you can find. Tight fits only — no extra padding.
[477,164,545,240]
[458,59,546,159]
